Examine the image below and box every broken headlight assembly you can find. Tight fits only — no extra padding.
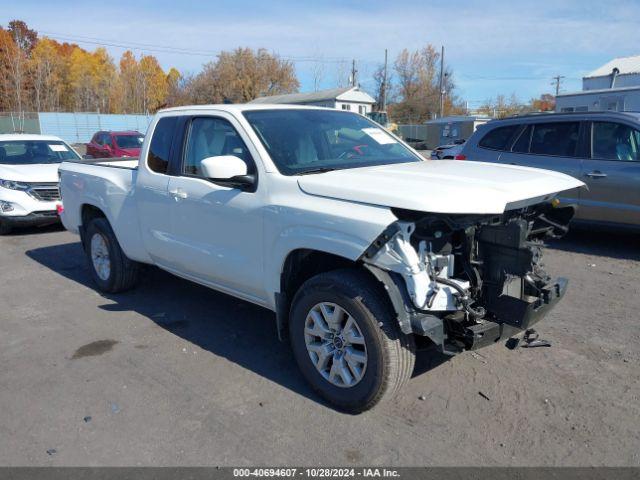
[362,200,575,352]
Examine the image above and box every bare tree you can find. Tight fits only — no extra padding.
[389,45,460,123]
[334,60,350,88]
[311,55,325,92]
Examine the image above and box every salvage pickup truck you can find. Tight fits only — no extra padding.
[59,105,583,412]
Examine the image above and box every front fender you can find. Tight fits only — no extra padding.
[265,224,389,310]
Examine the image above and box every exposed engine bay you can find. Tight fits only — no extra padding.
[362,199,575,353]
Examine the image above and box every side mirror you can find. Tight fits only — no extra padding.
[200,155,255,190]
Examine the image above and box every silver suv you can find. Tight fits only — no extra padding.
[460,112,640,229]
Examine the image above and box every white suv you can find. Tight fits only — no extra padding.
[0,134,81,234]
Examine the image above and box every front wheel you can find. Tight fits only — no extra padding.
[289,269,415,413]
[85,217,139,293]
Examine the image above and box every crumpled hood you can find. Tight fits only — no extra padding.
[297,160,585,214]
[0,163,61,183]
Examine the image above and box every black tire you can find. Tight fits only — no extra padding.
[85,217,139,293]
[289,269,415,413]
[0,221,11,235]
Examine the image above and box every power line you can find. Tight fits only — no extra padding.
[460,74,580,81]
[39,31,357,64]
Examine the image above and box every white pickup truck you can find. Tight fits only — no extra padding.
[59,105,583,412]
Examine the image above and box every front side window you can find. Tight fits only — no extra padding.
[0,140,80,165]
[182,117,253,176]
[592,122,640,162]
[478,125,519,151]
[530,122,579,157]
[147,117,177,174]
[103,134,113,147]
[243,109,421,175]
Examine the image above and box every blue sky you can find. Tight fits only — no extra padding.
[3,0,639,107]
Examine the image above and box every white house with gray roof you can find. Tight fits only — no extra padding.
[249,87,376,115]
[556,55,640,113]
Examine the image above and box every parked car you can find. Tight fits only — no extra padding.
[59,105,582,412]
[460,111,640,229]
[0,134,81,234]
[430,139,466,159]
[86,131,144,159]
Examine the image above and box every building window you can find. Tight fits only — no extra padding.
[341,104,351,111]
[358,105,365,114]
[560,107,574,113]
[575,106,588,112]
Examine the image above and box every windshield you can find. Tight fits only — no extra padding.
[0,140,80,165]
[114,135,144,149]
[243,109,421,175]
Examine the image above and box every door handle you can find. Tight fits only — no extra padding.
[169,188,188,199]
[585,171,607,179]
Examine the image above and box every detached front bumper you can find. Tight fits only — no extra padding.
[463,277,568,350]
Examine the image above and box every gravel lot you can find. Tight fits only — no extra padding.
[0,224,638,466]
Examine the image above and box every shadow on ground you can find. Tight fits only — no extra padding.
[547,226,640,261]
[2,223,65,237]
[25,240,449,410]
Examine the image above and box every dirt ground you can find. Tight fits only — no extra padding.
[0,224,638,466]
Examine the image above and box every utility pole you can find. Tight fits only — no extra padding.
[552,75,565,96]
[438,46,445,118]
[351,59,358,87]
[381,49,388,111]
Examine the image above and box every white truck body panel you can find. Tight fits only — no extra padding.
[59,104,584,313]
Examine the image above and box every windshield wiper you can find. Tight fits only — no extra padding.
[296,167,337,176]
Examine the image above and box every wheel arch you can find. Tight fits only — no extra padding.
[275,248,386,341]
[79,203,108,250]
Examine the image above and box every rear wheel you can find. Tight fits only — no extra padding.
[85,217,139,293]
[289,269,415,413]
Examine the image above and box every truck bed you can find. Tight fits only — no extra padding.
[59,158,142,253]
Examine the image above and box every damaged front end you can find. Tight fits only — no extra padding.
[361,200,575,354]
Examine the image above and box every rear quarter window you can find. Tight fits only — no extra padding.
[147,117,178,174]
[478,125,519,150]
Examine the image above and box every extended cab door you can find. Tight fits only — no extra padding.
[165,113,266,302]
[136,115,185,263]
[578,120,640,226]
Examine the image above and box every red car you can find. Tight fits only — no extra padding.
[86,131,144,159]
